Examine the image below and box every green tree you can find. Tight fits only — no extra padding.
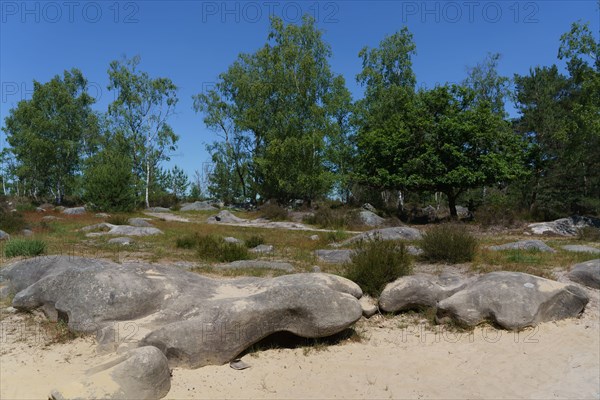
[108,56,179,208]
[3,69,99,203]
[164,165,189,200]
[194,15,351,204]
[83,133,137,212]
[463,52,511,116]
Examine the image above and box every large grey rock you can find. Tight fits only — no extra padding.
[0,256,362,369]
[358,210,385,227]
[315,249,354,264]
[362,203,377,213]
[568,259,600,289]
[82,223,163,237]
[437,272,589,329]
[562,245,600,254]
[218,260,294,272]
[50,346,171,400]
[128,218,153,227]
[339,227,422,246]
[0,230,9,241]
[527,216,600,236]
[488,240,555,252]
[379,273,470,313]
[180,201,217,212]
[62,207,86,215]
[207,210,246,224]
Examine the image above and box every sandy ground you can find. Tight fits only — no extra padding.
[1,284,598,400]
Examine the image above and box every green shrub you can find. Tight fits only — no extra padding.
[260,203,289,221]
[196,235,250,262]
[15,203,36,212]
[245,235,265,248]
[303,207,359,229]
[578,227,600,242]
[0,210,27,234]
[106,215,130,225]
[175,233,199,249]
[344,238,413,297]
[420,224,478,263]
[4,239,46,258]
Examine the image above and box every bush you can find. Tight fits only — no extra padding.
[420,224,478,263]
[106,215,130,225]
[245,235,265,248]
[197,235,250,262]
[4,239,46,258]
[303,207,359,229]
[175,233,200,249]
[260,203,289,221]
[176,234,250,262]
[344,238,413,297]
[0,210,26,234]
[578,227,600,242]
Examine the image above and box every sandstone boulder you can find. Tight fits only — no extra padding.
[379,273,470,313]
[180,201,217,211]
[488,240,555,252]
[527,216,600,236]
[339,227,422,246]
[437,272,589,329]
[207,210,246,224]
[62,207,86,215]
[568,259,600,289]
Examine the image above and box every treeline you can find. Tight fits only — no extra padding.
[1,16,599,219]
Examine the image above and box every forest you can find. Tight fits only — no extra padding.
[1,15,598,222]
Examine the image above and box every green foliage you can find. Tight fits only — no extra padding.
[259,203,289,221]
[196,235,250,262]
[303,207,358,229]
[420,225,478,263]
[2,69,99,203]
[345,239,412,297]
[175,233,200,249]
[0,210,26,234]
[4,239,46,258]
[175,233,250,262]
[578,227,600,242]
[108,55,179,208]
[194,15,351,203]
[83,134,137,212]
[245,235,265,249]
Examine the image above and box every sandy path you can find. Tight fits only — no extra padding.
[2,293,598,400]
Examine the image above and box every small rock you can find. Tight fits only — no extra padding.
[224,237,243,244]
[362,203,377,213]
[359,295,378,318]
[249,244,274,254]
[230,359,251,370]
[310,235,320,241]
[4,306,17,314]
[128,218,153,227]
[95,213,110,218]
[488,240,555,252]
[562,245,600,254]
[340,227,422,246]
[21,229,33,237]
[42,216,61,221]
[62,206,86,215]
[0,230,10,241]
[315,249,354,264]
[311,266,321,273]
[108,237,134,246]
[407,245,423,256]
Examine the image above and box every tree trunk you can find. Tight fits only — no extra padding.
[145,160,151,209]
[447,191,458,219]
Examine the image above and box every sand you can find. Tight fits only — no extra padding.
[1,291,599,400]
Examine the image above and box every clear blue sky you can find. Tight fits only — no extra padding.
[1,0,599,180]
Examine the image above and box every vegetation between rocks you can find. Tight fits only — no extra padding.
[420,225,478,263]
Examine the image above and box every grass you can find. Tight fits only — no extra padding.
[303,207,360,229]
[245,235,265,248]
[4,239,47,258]
[578,226,600,242]
[259,203,289,221]
[176,233,251,262]
[0,210,27,233]
[420,224,478,263]
[344,238,413,297]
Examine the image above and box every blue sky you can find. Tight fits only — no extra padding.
[1,0,598,180]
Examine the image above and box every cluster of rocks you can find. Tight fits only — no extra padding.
[0,256,364,398]
[527,216,600,236]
